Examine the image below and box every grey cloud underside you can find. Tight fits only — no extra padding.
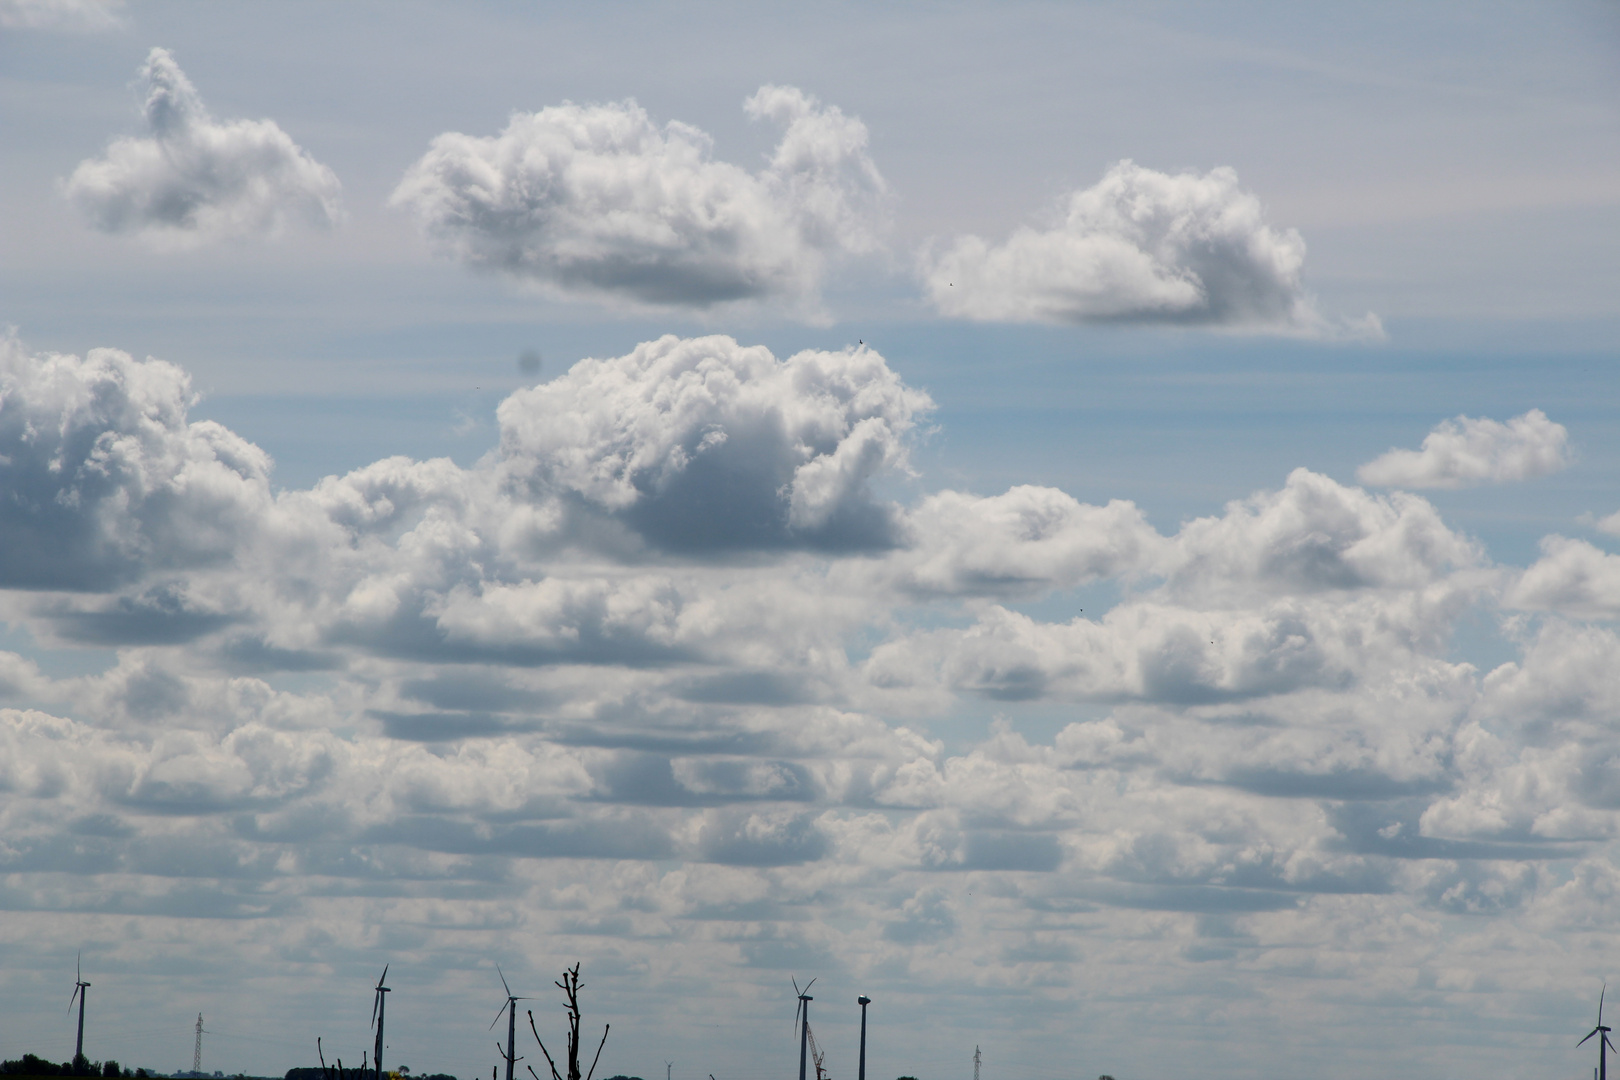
[1,331,1618,1023]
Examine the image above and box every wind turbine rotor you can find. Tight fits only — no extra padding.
[370,964,391,1027]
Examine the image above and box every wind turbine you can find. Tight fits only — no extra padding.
[792,978,816,1080]
[67,953,91,1064]
[1580,984,1616,1080]
[489,965,528,1080]
[371,966,391,1080]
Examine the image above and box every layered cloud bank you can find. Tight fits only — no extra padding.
[392,86,886,311]
[0,332,1606,1074]
[921,160,1373,335]
[64,48,341,244]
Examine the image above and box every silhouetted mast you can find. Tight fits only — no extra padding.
[792,979,816,1080]
[1580,984,1615,1080]
[193,1014,206,1074]
[371,966,391,1080]
[490,965,528,1080]
[856,996,871,1080]
[68,953,91,1063]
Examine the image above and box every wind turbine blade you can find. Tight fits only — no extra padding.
[491,1003,508,1032]
[68,984,80,1012]
[371,990,380,1029]
[1581,1030,1598,1047]
[378,963,389,988]
[804,978,816,993]
[1602,984,1608,1027]
[1606,1035,1616,1054]
[499,964,513,1001]
[77,951,82,982]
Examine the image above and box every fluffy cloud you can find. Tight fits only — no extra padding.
[0,0,121,29]
[0,333,271,590]
[1506,535,1620,618]
[1161,467,1483,601]
[496,334,932,552]
[64,48,342,244]
[1357,409,1571,489]
[920,160,1353,333]
[390,86,885,311]
[877,486,1164,598]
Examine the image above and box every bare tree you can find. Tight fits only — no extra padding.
[527,964,610,1080]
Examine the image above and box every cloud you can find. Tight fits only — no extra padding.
[1357,409,1571,489]
[919,160,1362,334]
[1505,535,1620,618]
[876,486,1164,599]
[1161,467,1482,600]
[496,334,932,552]
[0,333,272,590]
[63,48,342,244]
[390,86,885,311]
[0,0,119,29]
[2,330,1620,1075]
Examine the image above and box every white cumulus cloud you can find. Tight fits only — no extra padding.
[0,332,272,591]
[496,334,932,552]
[390,86,886,311]
[63,48,342,244]
[1357,409,1571,490]
[1506,535,1620,619]
[919,160,1363,334]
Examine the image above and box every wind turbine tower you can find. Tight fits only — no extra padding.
[68,954,91,1063]
[371,966,391,1080]
[792,980,816,1080]
[856,997,871,1080]
[193,1014,206,1074]
[1580,985,1616,1080]
[489,966,528,1080]
[972,1045,980,1080]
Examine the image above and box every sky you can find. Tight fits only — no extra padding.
[1,2,1620,1079]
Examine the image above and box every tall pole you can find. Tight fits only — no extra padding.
[857,997,870,1080]
[973,1045,980,1080]
[194,1014,204,1074]
[374,989,388,1080]
[506,1001,517,1080]
[74,987,88,1062]
[797,996,811,1080]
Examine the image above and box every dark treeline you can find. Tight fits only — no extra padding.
[1,1055,149,1078]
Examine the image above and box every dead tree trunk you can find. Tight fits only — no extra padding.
[526,964,609,1080]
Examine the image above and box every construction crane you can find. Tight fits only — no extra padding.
[805,1023,829,1080]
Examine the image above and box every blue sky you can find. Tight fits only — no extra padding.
[1,3,1619,1079]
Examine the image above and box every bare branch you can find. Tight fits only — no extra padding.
[584,1024,610,1080]
[528,1009,564,1080]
